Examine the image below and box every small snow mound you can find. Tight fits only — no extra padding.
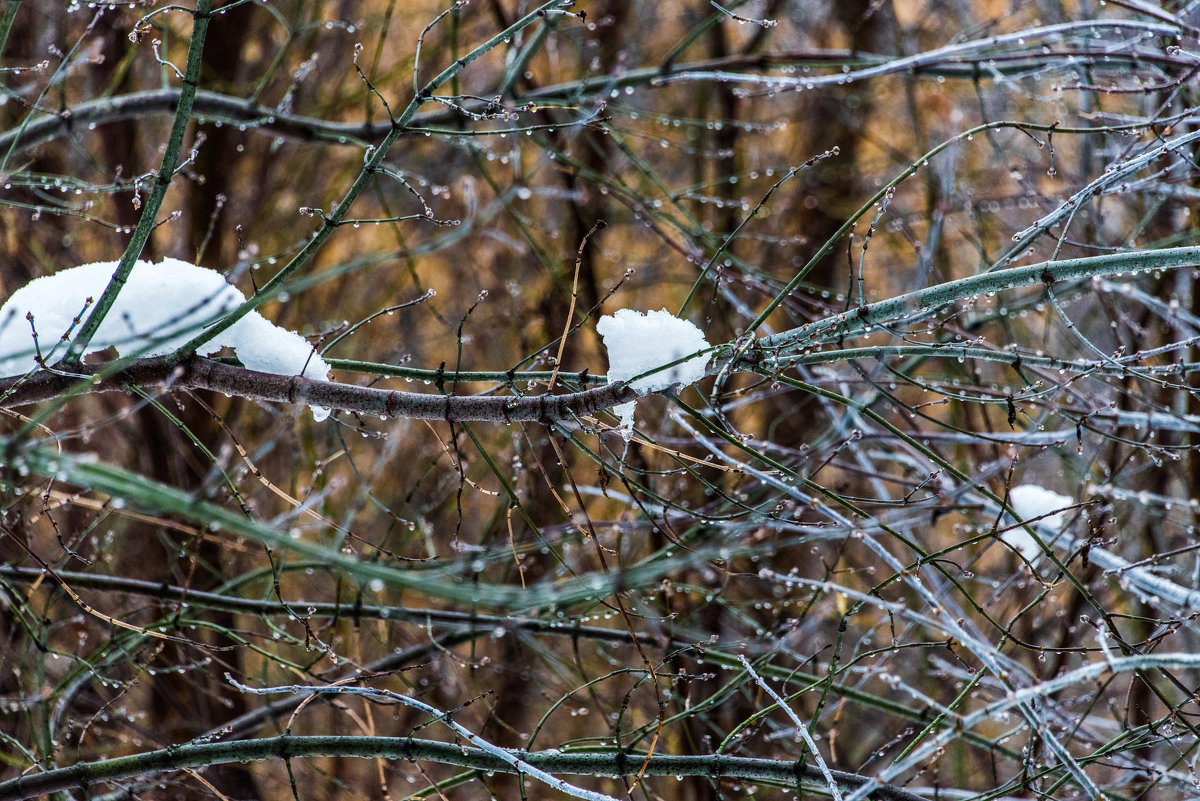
[596,308,710,392]
[596,308,711,441]
[0,259,331,420]
[1003,484,1073,563]
[1009,484,1072,532]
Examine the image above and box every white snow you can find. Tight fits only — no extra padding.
[596,308,711,441]
[0,258,332,420]
[1003,484,1073,562]
[609,400,639,441]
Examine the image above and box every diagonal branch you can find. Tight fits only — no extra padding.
[63,1,214,367]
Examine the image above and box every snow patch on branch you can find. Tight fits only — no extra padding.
[0,259,331,420]
[596,308,711,441]
[1004,484,1073,563]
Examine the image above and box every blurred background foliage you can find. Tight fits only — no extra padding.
[2,1,1200,799]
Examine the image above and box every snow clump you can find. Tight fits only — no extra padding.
[596,308,711,441]
[1003,484,1073,563]
[0,259,332,420]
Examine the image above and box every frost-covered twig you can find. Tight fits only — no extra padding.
[844,651,1200,801]
[738,655,844,801]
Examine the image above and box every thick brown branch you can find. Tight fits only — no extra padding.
[0,356,641,423]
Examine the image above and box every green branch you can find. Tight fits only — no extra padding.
[62,1,213,367]
[757,246,1200,352]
